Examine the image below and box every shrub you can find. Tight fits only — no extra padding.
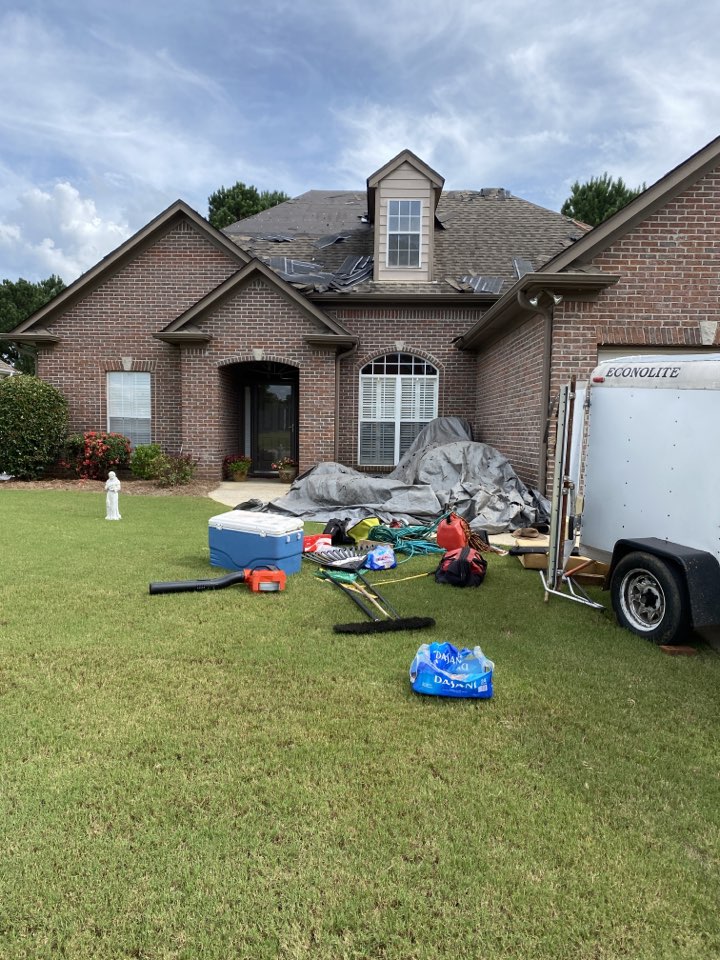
[68,431,131,480]
[0,375,68,479]
[130,443,164,479]
[153,453,197,487]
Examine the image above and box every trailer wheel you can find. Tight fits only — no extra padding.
[610,552,689,645]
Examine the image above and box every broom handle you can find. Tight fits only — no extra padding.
[355,574,402,619]
[344,583,391,619]
[326,577,381,621]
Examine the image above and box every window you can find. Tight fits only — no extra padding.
[387,199,421,267]
[359,353,438,465]
[107,372,151,446]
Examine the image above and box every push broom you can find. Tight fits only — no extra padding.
[319,569,435,634]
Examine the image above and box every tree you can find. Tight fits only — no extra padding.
[208,182,290,230]
[0,275,66,373]
[561,173,646,227]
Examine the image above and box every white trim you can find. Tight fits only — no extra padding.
[244,385,252,456]
[386,198,422,269]
[597,345,720,362]
[107,371,152,446]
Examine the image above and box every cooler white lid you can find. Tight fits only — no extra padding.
[208,510,304,535]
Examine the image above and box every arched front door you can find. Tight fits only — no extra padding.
[220,360,298,475]
[245,362,298,474]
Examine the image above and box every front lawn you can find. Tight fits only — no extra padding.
[1,490,718,959]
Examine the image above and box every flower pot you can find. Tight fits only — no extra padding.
[228,465,251,481]
[278,469,297,483]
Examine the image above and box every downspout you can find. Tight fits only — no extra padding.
[538,306,553,493]
[335,343,358,462]
[517,289,555,493]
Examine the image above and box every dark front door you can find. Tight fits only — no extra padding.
[252,379,297,473]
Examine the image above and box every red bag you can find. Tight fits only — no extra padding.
[434,547,487,587]
[436,513,470,551]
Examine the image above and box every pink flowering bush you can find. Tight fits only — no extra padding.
[67,431,131,479]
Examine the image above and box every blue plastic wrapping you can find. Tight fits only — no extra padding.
[410,642,494,698]
[364,545,397,570]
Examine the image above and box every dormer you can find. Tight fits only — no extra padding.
[366,150,444,283]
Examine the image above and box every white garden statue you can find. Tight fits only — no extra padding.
[105,471,122,520]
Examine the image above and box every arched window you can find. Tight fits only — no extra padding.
[358,353,439,465]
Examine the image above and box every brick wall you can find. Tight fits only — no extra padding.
[330,303,483,467]
[551,169,720,394]
[192,277,337,476]
[474,313,547,487]
[36,219,487,480]
[545,168,720,488]
[36,219,241,456]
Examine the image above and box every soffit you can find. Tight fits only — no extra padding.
[456,271,619,350]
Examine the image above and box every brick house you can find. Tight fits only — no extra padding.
[10,139,720,487]
[9,150,584,482]
[457,134,720,489]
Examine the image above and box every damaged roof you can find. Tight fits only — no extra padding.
[223,189,587,297]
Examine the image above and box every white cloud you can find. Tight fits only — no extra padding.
[0,182,130,282]
[2,0,720,280]
[0,12,232,195]
[333,103,570,195]
[330,1,720,207]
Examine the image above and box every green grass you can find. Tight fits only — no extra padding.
[1,489,719,959]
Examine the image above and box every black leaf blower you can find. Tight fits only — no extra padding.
[149,568,286,595]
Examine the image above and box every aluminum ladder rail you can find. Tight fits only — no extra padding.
[540,380,604,610]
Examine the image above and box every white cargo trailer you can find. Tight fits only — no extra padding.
[542,354,720,645]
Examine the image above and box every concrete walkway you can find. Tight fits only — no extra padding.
[208,478,292,508]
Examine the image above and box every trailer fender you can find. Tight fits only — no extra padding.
[608,538,720,629]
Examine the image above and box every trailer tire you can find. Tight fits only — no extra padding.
[610,552,689,645]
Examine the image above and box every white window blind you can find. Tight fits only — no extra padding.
[358,354,438,465]
[107,372,151,447]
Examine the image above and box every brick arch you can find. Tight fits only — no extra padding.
[102,358,158,372]
[215,353,301,369]
[355,345,445,372]
[596,324,711,348]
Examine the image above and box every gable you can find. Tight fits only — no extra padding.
[157,259,356,347]
[457,137,720,351]
[10,201,249,341]
[366,149,444,193]
[544,133,720,273]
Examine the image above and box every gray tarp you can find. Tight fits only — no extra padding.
[265,417,549,533]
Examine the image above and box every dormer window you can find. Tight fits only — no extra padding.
[387,199,422,268]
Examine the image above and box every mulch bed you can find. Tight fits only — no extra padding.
[0,478,215,497]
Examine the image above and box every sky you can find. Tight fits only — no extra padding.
[2,0,720,284]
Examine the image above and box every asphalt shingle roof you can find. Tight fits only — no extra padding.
[223,188,587,296]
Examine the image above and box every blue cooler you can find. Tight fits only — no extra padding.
[208,510,304,574]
